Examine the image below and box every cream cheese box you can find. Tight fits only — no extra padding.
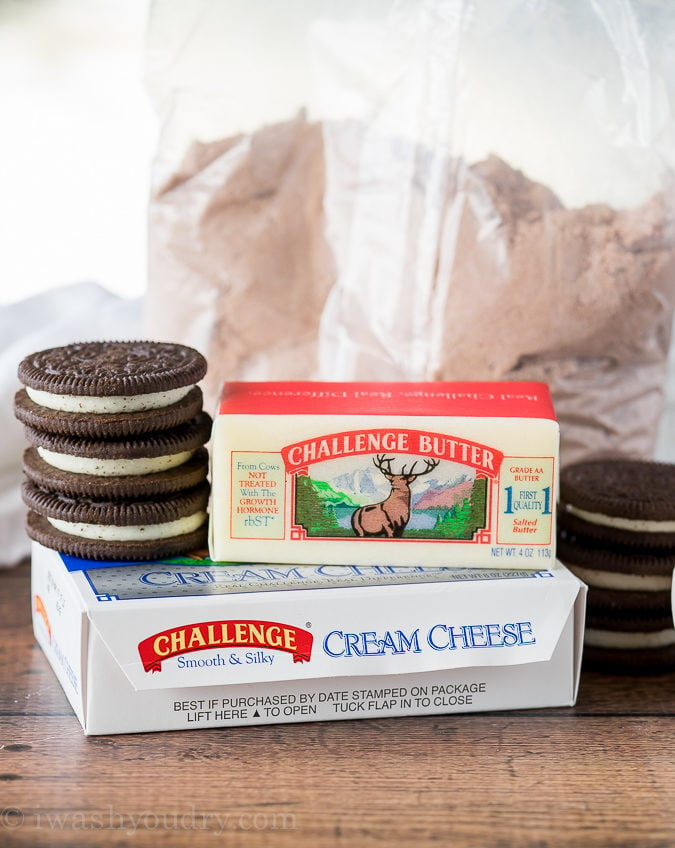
[209,381,559,568]
[31,542,586,735]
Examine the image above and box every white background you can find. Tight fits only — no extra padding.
[0,0,156,305]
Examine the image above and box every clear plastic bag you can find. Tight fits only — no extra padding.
[145,0,675,466]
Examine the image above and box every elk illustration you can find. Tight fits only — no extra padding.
[351,455,440,538]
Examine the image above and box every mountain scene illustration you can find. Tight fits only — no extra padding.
[293,457,488,540]
[306,479,360,509]
[412,477,475,510]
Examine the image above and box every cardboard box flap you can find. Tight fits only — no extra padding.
[31,551,90,725]
[86,566,582,693]
[571,577,588,701]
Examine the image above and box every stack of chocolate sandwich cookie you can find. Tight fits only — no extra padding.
[557,458,675,674]
[14,341,212,561]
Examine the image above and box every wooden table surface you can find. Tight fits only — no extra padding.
[1,559,674,848]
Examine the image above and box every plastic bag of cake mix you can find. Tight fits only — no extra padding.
[145,0,675,467]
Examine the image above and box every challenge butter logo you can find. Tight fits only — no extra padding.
[138,620,313,673]
[282,428,502,474]
[281,428,501,542]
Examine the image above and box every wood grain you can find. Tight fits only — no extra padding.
[2,560,675,848]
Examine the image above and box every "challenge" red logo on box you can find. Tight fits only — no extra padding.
[138,619,313,673]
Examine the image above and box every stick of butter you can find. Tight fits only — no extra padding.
[209,381,559,568]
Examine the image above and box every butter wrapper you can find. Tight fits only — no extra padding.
[209,381,559,568]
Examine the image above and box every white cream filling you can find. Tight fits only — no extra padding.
[26,385,192,414]
[567,504,675,534]
[566,562,672,592]
[37,446,194,477]
[585,627,675,650]
[48,510,207,542]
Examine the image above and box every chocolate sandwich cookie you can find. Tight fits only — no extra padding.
[558,458,675,548]
[14,385,205,439]
[558,530,674,631]
[557,526,675,595]
[585,599,674,634]
[557,458,675,674]
[22,412,212,480]
[23,480,210,561]
[15,341,207,437]
[581,632,675,676]
[22,446,210,499]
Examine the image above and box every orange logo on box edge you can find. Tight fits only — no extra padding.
[34,594,51,643]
